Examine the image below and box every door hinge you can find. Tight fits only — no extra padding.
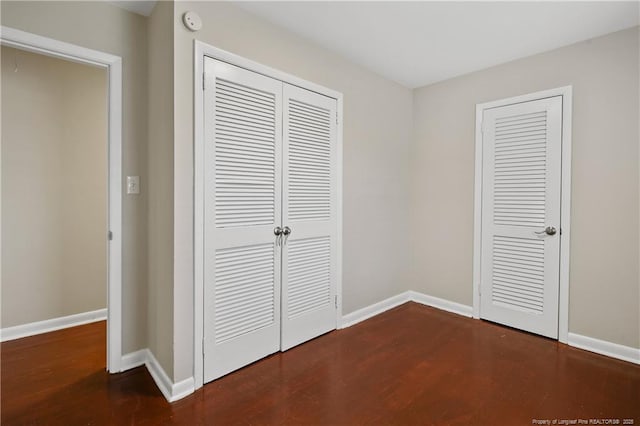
[334,295,338,308]
[336,114,339,125]
[108,231,113,241]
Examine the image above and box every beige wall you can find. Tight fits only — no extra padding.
[147,0,175,378]
[1,1,149,352]
[411,27,640,348]
[171,1,414,381]
[1,46,107,327]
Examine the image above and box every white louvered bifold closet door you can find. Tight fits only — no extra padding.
[480,96,562,338]
[281,84,338,350]
[203,58,283,382]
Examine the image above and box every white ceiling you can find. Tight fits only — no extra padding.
[235,1,640,88]
[107,1,639,88]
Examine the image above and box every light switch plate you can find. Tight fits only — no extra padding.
[127,176,140,195]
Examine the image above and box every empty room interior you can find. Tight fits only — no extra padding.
[1,1,639,424]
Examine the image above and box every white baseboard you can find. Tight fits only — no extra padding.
[1,308,107,342]
[145,350,175,402]
[341,291,473,328]
[172,376,196,401]
[121,349,147,371]
[121,348,195,402]
[568,333,640,365]
[409,291,473,317]
[340,292,411,328]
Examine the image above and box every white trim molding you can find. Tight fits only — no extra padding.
[409,291,473,317]
[172,376,196,402]
[193,39,344,391]
[193,39,205,391]
[341,291,473,328]
[144,351,172,401]
[146,350,195,403]
[340,293,411,328]
[568,333,640,365]
[121,349,196,402]
[0,26,123,372]
[120,349,147,371]
[1,309,107,342]
[473,86,573,344]
[335,90,345,331]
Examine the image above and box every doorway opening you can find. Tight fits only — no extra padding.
[0,27,122,372]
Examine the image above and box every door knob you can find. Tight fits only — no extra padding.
[274,226,283,247]
[535,226,557,236]
[282,226,291,245]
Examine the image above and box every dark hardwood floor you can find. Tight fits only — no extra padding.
[2,302,639,425]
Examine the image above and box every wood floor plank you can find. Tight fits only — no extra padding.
[2,302,639,425]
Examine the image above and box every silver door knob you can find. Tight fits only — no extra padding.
[274,226,283,236]
[282,226,292,245]
[535,226,557,236]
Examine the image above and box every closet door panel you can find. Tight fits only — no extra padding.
[281,84,338,351]
[203,58,283,382]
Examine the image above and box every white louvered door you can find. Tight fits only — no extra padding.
[203,59,283,382]
[480,96,562,339]
[281,84,338,350]
[203,58,339,383]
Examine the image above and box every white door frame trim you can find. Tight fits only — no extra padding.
[473,86,572,343]
[193,40,344,390]
[0,26,123,371]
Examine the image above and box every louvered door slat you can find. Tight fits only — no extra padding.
[286,97,332,222]
[214,76,277,229]
[480,96,562,339]
[493,109,547,229]
[204,58,282,383]
[491,236,545,314]
[287,237,331,318]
